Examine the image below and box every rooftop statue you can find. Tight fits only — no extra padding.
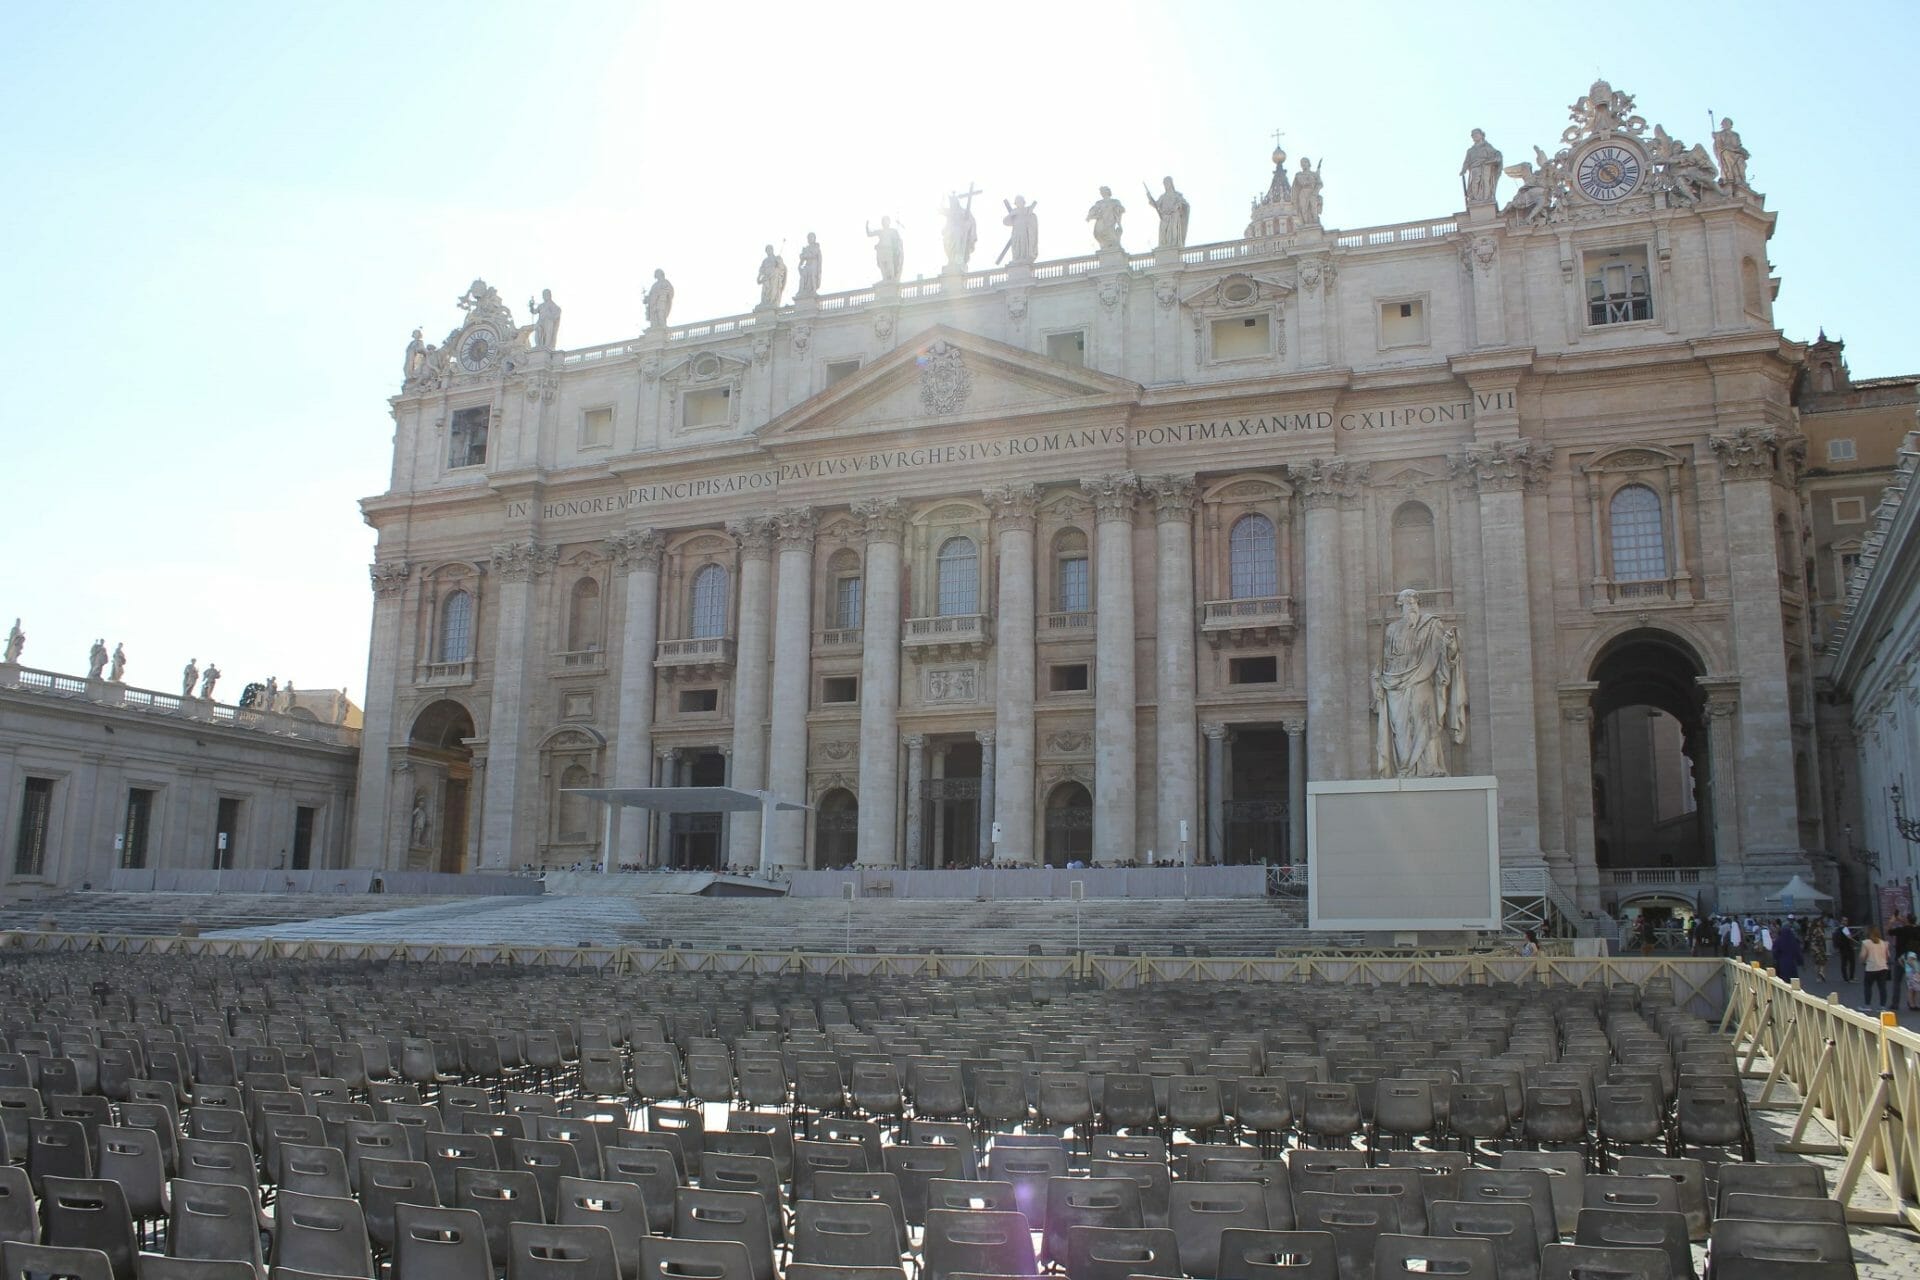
[1504,146,1564,226]
[644,269,674,330]
[866,216,905,284]
[1650,125,1716,207]
[200,664,221,701]
[1714,117,1750,192]
[1371,589,1467,778]
[454,278,514,329]
[181,658,199,697]
[1144,177,1189,249]
[1460,129,1503,205]
[3,619,23,664]
[88,638,108,681]
[527,289,562,350]
[757,245,788,308]
[401,328,427,388]
[999,196,1039,266]
[942,188,980,271]
[795,233,822,299]
[108,643,125,683]
[1086,185,1125,252]
[1293,158,1324,227]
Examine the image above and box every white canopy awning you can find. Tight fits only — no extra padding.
[561,787,809,874]
[1764,874,1833,904]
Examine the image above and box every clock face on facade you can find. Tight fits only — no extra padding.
[459,327,498,373]
[1576,144,1644,202]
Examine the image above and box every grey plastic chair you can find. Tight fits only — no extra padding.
[1215,1228,1341,1280]
[269,1190,374,1279]
[506,1221,620,1280]
[1374,1232,1498,1280]
[167,1177,264,1268]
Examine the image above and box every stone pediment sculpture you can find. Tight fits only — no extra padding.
[1505,79,1734,227]
[755,325,1142,444]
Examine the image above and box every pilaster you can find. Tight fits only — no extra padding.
[977,731,998,865]
[480,539,556,869]
[1203,724,1227,866]
[1557,681,1601,912]
[903,735,927,870]
[353,559,410,868]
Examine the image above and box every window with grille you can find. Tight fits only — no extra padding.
[689,564,728,638]
[1229,514,1278,599]
[448,406,489,468]
[122,788,154,870]
[834,575,863,630]
[439,591,474,663]
[936,537,979,616]
[13,777,52,877]
[1586,249,1653,325]
[1057,555,1090,613]
[1608,484,1667,581]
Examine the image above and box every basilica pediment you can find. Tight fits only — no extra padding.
[758,325,1140,445]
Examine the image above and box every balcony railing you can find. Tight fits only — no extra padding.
[553,648,605,670]
[418,660,475,686]
[1199,596,1295,647]
[656,636,736,679]
[815,628,863,650]
[1041,610,1093,633]
[1594,576,1692,607]
[902,613,991,659]
[1603,867,1707,886]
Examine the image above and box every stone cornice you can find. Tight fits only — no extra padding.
[852,498,906,544]
[726,517,777,558]
[773,507,817,549]
[1141,474,1198,522]
[1452,438,1554,492]
[610,528,665,573]
[1081,473,1140,521]
[369,560,412,597]
[490,540,559,581]
[982,483,1040,532]
[1287,456,1370,509]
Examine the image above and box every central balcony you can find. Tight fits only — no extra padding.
[656,636,735,681]
[902,613,991,662]
[1199,596,1295,649]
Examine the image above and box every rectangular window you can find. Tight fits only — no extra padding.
[1831,497,1866,524]
[679,688,719,714]
[1585,248,1653,325]
[292,805,316,871]
[1826,438,1857,463]
[821,676,859,704]
[1379,298,1428,347]
[122,788,154,870]
[1229,656,1279,685]
[834,575,863,630]
[1049,663,1090,693]
[826,359,861,387]
[1058,556,1090,614]
[1046,331,1087,368]
[1838,551,1862,584]
[581,406,614,449]
[1211,314,1271,360]
[214,797,240,869]
[448,406,490,468]
[13,777,53,877]
[683,387,731,428]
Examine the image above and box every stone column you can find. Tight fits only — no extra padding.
[352,560,410,867]
[1203,723,1227,865]
[1557,683,1601,913]
[1699,679,1743,898]
[480,540,555,870]
[1283,719,1307,865]
[930,747,949,868]
[984,483,1039,863]
[611,530,664,868]
[854,500,906,865]
[903,735,927,870]
[1144,476,1198,863]
[1454,437,1551,865]
[1084,474,1140,863]
[766,508,816,867]
[652,746,677,868]
[1289,459,1360,781]
[1707,429,1805,862]
[726,519,775,866]
[977,731,997,864]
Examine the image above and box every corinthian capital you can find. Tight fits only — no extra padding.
[983,483,1040,532]
[490,540,559,581]
[610,527,665,573]
[773,507,817,549]
[852,498,906,544]
[1287,456,1369,509]
[1081,472,1140,521]
[1450,438,1553,492]
[369,559,411,596]
[1708,426,1796,483]
[726,517,776,558]
[1141,474,1197,522]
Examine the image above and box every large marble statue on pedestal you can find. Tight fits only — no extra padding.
[999,196,1039,266]
[1371,589,1467,778]
[866,217,905,284]
[1293,159,1324,227]
[527,290,562,350]
[756,246,788,307]
[643,270,675,330]
[1460,129,1503,204]
[1714,118,1750,192]
[1144,177,1189,249]
[941,189,979,271]
[796,233,822,299]
[1085,186,1125,251]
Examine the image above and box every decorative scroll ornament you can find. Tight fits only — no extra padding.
[610,528,665,573]
[369,560,412,596]
[1561,80,1648,146]
[918,340,972,416]
[490,540,559,581]
[1451,438,1553,492]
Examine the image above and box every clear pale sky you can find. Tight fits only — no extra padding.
[3,1,1912,706]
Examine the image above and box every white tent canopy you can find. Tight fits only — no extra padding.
[562,786,809,874]
[1764,874,1833,906]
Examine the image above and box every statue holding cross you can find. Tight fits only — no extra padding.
[942,185,981,272]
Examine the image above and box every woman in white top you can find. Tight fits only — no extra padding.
[1861,926,1893,1011]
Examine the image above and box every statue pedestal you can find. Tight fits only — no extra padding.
[0,662,18,688]
[753,303,778,321]
[1465,202,1499,226]
[873,282,901,303]
[1005,264,1034,286]
[792,296,820,315]
[1152,247,1183,268]
[84,677,111,701]
[97,681,125,706]
[1096,249,1128,272]
[941,268,967,293]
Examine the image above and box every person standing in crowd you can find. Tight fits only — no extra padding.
[1834,918,1858,982]
[1861,926,1893,1011]
[1903,948,1920,1012]
[1771,918,1802,982]
[1805,916,1828,982]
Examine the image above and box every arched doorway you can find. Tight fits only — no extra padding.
[408,700,475,873]
[816,788,858,868]
[1044,782,1093,867]
[1589,631,1712,906]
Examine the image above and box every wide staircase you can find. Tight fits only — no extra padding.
[0,891,468,936]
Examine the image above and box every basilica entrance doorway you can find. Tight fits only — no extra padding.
[1589,631,1713,896]
[816,788,858,868]
[1043,782,1094,867]
[407,700,474,874]
[922,737,983,868]
[1224,727,1291,864]
[667,749,727,870]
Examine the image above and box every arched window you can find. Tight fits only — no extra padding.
[1390,502,1436,592]
[439,590,473,663]
[567,578,602,651]
[1608,485,1666,582]
[558,764,592,841]
[937,537,979,616]
[1228,514,1278,599]
[1054,528,1090,613]
[689,564,728,638]
[828,548,863,630]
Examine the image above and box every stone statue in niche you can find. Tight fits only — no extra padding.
[108,643,125,682]
[866,216,905,283]
[181,658,199,697]
[527,289,562,350]
[1370,588,1467,778]
[796,233,822,299]
[410,788,434,849]
[941,189,979,270]
[756,245,788,307]
[999,196,1039,265]
[1293,158,1324,227]
[1144,176,1189,249]
[643,269,674,330]
[1713,118,1749,191]
[200,664,221,701]
[1460,129,1503,205]
[4,619,23,664]
[1085,185,1125,251]
[87,639,108,680]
